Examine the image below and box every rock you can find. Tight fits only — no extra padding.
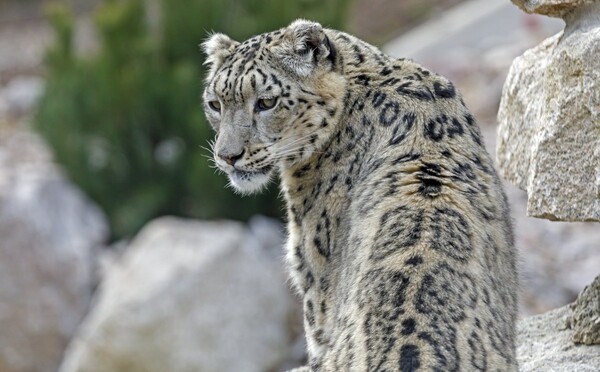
[248,214,286,260]
[384,0,563,73]
[0,131,108,372]
[0,77,44,116]
[517,305,600,371]
[511,0,598,18]
[60,217,293,372]
[566,275,600,345]
[497,1,600,221]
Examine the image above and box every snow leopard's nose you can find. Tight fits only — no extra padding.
[218,149,245,166]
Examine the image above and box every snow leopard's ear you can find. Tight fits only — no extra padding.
[273,19,337,77]
[201,33,239,81]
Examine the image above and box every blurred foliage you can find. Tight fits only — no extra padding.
[36,0,350,240]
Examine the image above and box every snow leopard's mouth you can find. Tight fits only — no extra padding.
[231,164,274,178]
[226,165,275,194]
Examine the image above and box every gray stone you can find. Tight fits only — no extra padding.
[384,0,563,73]
[497,2,600,221]
[60,217,293,372]
[0,131,108,372]
[248,214,286,259]
[566,275,600,345]
[517,305,600,371]
[0,76,44,116]
[511,0,598,18]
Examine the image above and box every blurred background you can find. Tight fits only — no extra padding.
[0,0,598,371]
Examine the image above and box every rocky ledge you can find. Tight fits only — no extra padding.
[518,274,600,371]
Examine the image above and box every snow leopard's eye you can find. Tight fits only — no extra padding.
[208,100,221,112]
[255,97,278,112]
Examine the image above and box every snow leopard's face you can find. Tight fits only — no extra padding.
[202,20,344,194]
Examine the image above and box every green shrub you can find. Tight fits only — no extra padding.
[36,0,350,240]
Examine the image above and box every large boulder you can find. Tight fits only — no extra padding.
[511,0,598,18]
[0,130,108,372]
[60,217,294,372]
[497,1,600,221]
[517,279,600,371]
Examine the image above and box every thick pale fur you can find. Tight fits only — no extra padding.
[203,19,518,371]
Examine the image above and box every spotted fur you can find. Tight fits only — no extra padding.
[203,19,517,371]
